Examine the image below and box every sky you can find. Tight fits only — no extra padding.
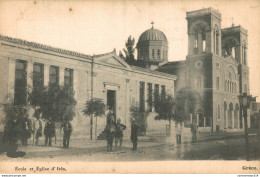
[0,0,259,101]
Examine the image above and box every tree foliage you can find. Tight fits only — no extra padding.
[153,94,176,123]
[82,98,106,118]
[3,101,20,123]
[175,88,198,123]
[28,84,77,122]
[119,35,136,65]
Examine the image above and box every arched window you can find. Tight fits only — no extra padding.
[242,43,247,65]
[214,27,219,55]
[216,31,219,55]
[232,47,235,58]
[202,32,206,52]
[152,49,155,59]
[157,49,160,59]
[194,33,198,48]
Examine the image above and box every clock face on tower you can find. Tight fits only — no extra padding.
[195,60,203,68]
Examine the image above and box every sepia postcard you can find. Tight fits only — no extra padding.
[0,0,259,174]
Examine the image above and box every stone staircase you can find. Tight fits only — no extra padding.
[97,130,106,140]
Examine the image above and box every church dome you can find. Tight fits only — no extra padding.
[138,28,168,43]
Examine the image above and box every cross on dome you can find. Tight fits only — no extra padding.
[151,21,155,29]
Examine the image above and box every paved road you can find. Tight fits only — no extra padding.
[1,135,258,161]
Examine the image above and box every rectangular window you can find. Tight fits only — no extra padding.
[161,85,166,98]
[14,60,27,105]
[154,84,159,112]
[49,66,59,85]
[33,63,44,88]
[64,68,73,90]
[139,81,145,111]
[148,83,153,112]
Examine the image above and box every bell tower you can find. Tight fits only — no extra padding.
[186,8,222,56]
[222,25,249,94]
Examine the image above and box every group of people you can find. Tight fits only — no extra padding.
[2,107,73,149]
[3,107,33,147]
[105,113,141,152]
[105,114,126,152]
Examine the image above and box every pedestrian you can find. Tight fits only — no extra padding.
[131,118,140,151]
[18,108,31,146]
[115,117,126,150]
[60,119,73,148]
[3,117,18,145]
[105,115,116,152]
[44,118,56,146]
[32,109,42,146]
[176,123,183,144]
[2,112,19,157]
[191,121,198,142]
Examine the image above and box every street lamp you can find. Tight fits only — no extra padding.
[238,93,253,161]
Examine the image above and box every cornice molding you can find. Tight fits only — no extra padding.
[0,34,92,60]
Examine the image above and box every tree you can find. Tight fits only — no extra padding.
[28,84,77,122]
[175,88,199,126]
[82,98,106,140]
[119,35,136,65]
[153,93,176,134]
[3,98,20,123]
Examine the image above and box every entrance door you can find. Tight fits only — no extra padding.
[107,90,116,121]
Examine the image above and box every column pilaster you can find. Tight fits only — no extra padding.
[231,109,234,129]
[27,62,34,88]
[44,64,50,86]
[8,58,16,99]
[59,67,65,85]
[74,69,79,100]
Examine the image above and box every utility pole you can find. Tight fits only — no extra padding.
[90,56,94,140]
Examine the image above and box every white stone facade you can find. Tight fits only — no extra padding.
[0,35,176,138]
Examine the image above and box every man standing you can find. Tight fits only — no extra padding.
[44,119,55,146]
[33,110,42,146]
[191,121,198,142]
[60,120,73,148]
[115,118,126,150]
[19,108,32,146]
[105,116,116,152]
[131,118,140,151]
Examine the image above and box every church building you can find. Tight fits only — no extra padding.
[158,8,251,132]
